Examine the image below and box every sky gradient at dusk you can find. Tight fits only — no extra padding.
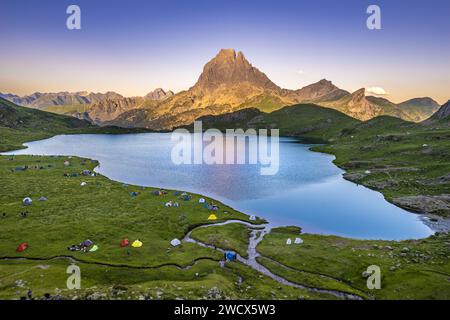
[0,0,449,103]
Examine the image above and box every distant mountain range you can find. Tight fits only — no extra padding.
[0,49,445,129]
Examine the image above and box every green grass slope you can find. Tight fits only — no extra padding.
[194,104,360,143]
[314,116,450,216]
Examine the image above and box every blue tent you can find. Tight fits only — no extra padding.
[225,251,236,262]
[130,192,138,197]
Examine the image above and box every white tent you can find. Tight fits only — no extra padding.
[80,182,87,186]
[286,238,292,245]
[170,238,181,247]
[199,198,206,204]
[249,215,256,221]
[294,237,303,244]
[23,197,32,206]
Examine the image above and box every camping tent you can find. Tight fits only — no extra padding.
[130,192,138,197]
[80,182,87,186]
[16,243,28,252]
[249,215,256,221]
[38,197,48,202]
[199,198,206,204]
[170,238,181,247]
[81,239,94,247]
[286,238,292,245]
[132,240,143,248]
[64,161,70,167]
[294,237,303,244]
[23,197,32,206]
[89,245,99,252]
[120,238,130,247]
[207,214,217,221]
[225,251,236,261]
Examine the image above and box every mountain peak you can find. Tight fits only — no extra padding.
[353,88,366,99]
[192,49,279,93]
[145,88,174,101]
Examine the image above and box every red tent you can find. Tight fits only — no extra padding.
[16,243,28,252]
[120,238,129,247]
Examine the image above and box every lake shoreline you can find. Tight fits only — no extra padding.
[3,131,446,239]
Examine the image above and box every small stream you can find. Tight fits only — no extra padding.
[184,220,364,300]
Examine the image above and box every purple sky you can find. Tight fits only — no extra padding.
[0,0,449,104]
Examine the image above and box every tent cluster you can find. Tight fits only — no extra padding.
[119,238,144,248]
[67,239,98,252]
[286,237,303,245]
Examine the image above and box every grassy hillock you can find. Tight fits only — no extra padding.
[194,103,360,143]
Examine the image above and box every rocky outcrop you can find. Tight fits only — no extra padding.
[424,100,450,124]
[85,97,145,124]
[392,194,450,215]
[145,88,174,101]
[294,79,349,102]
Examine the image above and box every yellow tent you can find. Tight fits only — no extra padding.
[207,214,217,221]
[131,240,143,248]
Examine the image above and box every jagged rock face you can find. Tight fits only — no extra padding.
[145,88,174,101]
[192,49,280,94]
[347,88,381,120]
[429,101,450,122]
[85,97,145,124]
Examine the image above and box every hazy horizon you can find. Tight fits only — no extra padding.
[1,0,449,104]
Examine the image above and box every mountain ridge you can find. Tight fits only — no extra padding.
[1,49,445,129]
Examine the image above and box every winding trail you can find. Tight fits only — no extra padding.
[184,220,365,300]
